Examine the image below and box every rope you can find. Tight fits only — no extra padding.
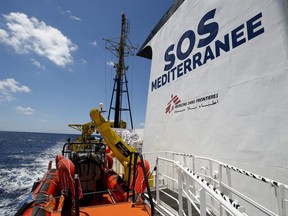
[172,152,194,157]
[104,42,108,107]
[221,163,282,188]
[169,151,287,189]
[182,164,242,210]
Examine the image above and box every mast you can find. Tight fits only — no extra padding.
[105,13,136,129]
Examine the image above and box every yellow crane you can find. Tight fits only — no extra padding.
[90,108,136,181]
[68,122,95,142]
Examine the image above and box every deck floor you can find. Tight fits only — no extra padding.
[51,200,150,216]
[81,202,150,216]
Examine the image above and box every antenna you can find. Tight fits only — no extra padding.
[104,13,137,129]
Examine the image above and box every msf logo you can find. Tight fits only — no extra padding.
[166,95,181,113]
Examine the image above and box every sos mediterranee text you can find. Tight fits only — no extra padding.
[151,9,264,92]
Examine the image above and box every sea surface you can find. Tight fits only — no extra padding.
[0,131,79,216]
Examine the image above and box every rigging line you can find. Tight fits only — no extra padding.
[130,55,135,118]
[104,41,108,108]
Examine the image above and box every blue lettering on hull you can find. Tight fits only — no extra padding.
[151,10,264,92]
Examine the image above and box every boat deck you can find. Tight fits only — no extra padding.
[51,192,151,216]
[51,202,150,216]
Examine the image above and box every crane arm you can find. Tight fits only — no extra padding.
[68,122,95,142]
[90,108,135,180]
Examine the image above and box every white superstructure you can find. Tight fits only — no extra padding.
[138,0,288,215]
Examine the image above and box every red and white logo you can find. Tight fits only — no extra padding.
[166,95,181,113]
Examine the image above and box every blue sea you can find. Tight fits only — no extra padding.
[0,131,79,216]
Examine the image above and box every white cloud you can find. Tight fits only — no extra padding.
[69,15,82,21]
[80,58,87,64]
[15,106,34,115]
[139,122,145,128]
[62,10,71,14]
[58,8,82,22]
[30,58,46,69]
[0,12,77,67]
[0,78,31,102]
[91,40,97,47]
[106,61,115,67]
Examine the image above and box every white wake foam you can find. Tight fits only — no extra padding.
[0,141,64,216]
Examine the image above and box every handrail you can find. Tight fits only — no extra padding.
[143,151,288,189]
[156,156,245,216]
[220,182,277,216]
[61,142,106,155]
[220,163,287,189]
[143,151,288,216]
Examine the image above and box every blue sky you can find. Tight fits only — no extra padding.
[0,0,174,133]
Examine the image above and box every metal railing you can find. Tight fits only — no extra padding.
[142,151,288,216]
[154,156,246,216]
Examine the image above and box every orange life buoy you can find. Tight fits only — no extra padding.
[57,158,83,200]
[131,160,150,194]
[55,154,64,168]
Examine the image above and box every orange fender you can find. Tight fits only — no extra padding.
[105,170,126,202]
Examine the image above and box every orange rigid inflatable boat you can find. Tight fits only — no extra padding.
[17,164,60,216]
[15,108,153,216]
